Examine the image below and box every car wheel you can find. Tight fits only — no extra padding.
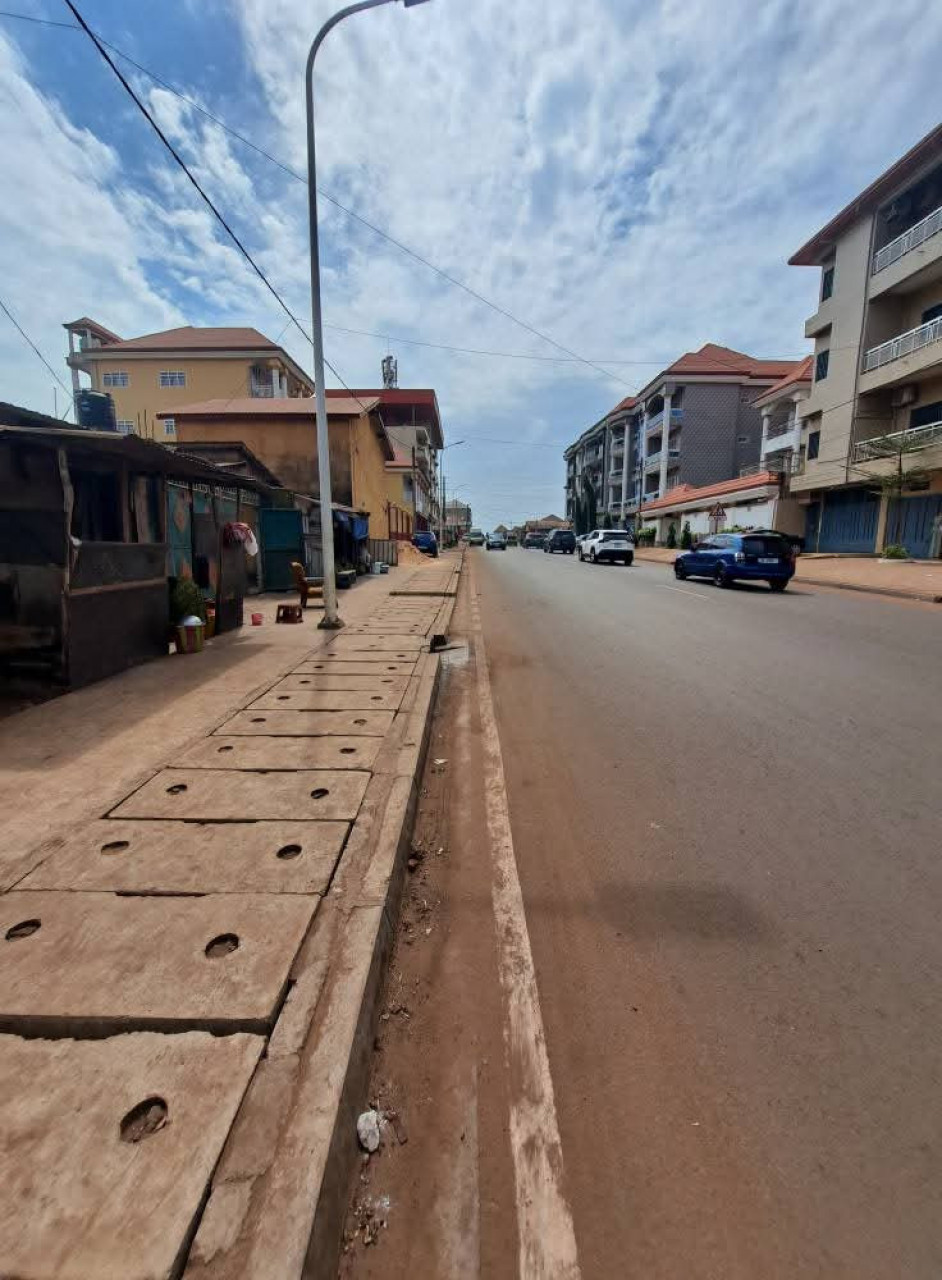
[769,579,788,593]
[674,561,686,579]
[578,550,583,561]
[714,565,731,588]
[624,553,633,566]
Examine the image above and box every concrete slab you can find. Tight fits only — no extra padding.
[248,689,404,712]
[20,819,347,895]
[314,649,422,665]
[327,635,426,654]
[0,892,316,1034]
[111,769,370,822]
[216,709,394,737]
[0,1030,263,1280]
[291,659,416,676]
[173,735,381,771]
[273,674,409,693]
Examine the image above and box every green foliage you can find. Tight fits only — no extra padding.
[170,576,206,623]
[666,522,677,549]
[680,521,692,549]
[602,512,613,529]
[637,527,657,546]
[882,543,910,559]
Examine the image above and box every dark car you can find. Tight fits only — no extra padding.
[523,531,547,548]
[544,529,576,554]
[412,530,439,558]
[674,532,795,591]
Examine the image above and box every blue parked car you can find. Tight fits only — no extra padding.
[674,532,795,591]
[412,530,439,558]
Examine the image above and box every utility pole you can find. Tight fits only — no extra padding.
[411,445,418,536]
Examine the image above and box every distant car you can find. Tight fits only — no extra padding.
[486,531,507,550]
[467,528,485,546]
[412,530,438,558]
[544,529,576,555]
[579,528,634,565]
[523,531,547,548]
[674,532,795,591]
[506,533,519,546]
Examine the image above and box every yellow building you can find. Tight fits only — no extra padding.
[63,318,314,442]
[161,397,413,536]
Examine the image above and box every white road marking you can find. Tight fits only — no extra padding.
[468,565,582,1280]
[662,585,711,599]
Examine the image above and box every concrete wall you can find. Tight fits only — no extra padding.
[349,413,394,531]
[83,356,308,441]
[176,413,355,506]
[639,494,803,541]
[676,383,743,488]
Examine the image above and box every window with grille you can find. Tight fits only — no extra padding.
[102,371,129,388]
[158,371,186,388]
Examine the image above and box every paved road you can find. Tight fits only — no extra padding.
[471,547,942,1279]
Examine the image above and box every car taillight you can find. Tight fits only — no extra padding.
[735,551,746,563]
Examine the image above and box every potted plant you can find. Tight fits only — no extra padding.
[171,578,206,654]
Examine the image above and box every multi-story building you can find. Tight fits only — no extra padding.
[443,500,472,539]
[789,123,942,556]
[64,320,315,442]
[565,346,801,529]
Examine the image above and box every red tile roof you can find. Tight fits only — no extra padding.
[63,316,122,343]
[639,471,780,514]
[753,356,814,405]
[326,387,443,447]
[666,344,799,380]
[611,395,638,413]
[101,326,283,353]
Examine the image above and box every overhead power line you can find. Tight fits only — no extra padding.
[0,293,74,408]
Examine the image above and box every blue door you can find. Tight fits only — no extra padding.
[259,507,303,591]
[816,489,880,553]
[887,494,942,558]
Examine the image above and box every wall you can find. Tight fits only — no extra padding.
[175,413,354,505]
[732,386,765,475]
[0,440,65,657]
[676,383,743,488]
[82,355,308,441]
[349,412,394,531]
[639,494,802,540]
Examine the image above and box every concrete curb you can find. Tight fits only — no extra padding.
[185,644,446,1279]
[631,551,941,604]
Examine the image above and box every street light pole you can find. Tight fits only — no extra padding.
[305,0,431,627]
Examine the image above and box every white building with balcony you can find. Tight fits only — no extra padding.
[789,123,942,556]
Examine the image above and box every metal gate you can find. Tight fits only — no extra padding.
[259,507,303,591]
[886,493,942,558]
[814,488,880,553]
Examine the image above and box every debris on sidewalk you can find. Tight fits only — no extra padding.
[357,1109,382,1153]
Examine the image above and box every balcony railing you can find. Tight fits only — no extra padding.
[862,315,942,372]
[646,407,684,434]
[852,418,942,464]
[872,203,942,275]
[645,450,662,470]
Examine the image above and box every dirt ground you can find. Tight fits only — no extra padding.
[337,585,517,1278]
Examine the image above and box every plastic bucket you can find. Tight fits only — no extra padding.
[251,612,263,626]
[176,622,205,654]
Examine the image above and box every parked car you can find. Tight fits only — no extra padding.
[544,529,576,555]
[486,531,507,550]
[579,529,634,565]
[467,528,485,546]
[523,531,547,548]
[674,532,796,591]
[506,533,519,546]
[412,530,439,558]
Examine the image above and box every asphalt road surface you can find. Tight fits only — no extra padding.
[472,546,942,1279]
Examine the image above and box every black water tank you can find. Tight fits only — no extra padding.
[76,389,117,432]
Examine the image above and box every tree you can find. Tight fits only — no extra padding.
[602,511,613,529]
[851,430,932,551]
[680,520,692,549]
[666,522,677,549]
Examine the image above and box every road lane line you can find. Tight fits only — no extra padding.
[662,585,711,599]
[469,567,582,1280]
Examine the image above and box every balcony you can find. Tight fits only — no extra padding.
[644,448,680,471]
[761,424,802,458]
[851,418,942,464]
[873,204,942,275]
[646,407,684,435]
[860,315,942,391]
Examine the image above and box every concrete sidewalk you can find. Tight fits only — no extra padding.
[633,546,942,602]
[0,552,461,1279]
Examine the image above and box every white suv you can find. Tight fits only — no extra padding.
[578,528,634,566]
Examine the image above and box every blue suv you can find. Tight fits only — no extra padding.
[412,530,439,558]
[674,532,795,591]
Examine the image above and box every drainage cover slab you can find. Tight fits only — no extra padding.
[274,674,409,693]
[174,735,382,773]
[111,768,370,822]
[248,689,404,712]
[327,635,426,653]
[0,891,316,1033]
[216,709,394,737]
[291,660,416,676]
[0,1031,262,1279]
[20,819,347,895]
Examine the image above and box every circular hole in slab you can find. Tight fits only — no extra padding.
[310,787,330,800]
[277,695,290,702]
[277,843,302,860]
[166,783,188,795]
[354,718,367,725]
[382,679,393,684]
[251,717,266,723]
[205,933,239,959]
[370,696,383,702]
[5,919,40,941]
[217,745,234,754]
[120,1096,168,1143]
[340,747,356,755]
[300,679,310,685]
[101,840,129,855]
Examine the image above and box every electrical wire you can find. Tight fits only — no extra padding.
[0,293,74,410]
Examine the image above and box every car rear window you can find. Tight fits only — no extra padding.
[742,535,789,557]
[601,531,627,541]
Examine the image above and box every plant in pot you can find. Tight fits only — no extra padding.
[170,577,206,654]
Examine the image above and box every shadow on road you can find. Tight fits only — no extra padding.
[596,881,773,942]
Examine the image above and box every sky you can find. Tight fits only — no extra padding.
[0,1,940,528]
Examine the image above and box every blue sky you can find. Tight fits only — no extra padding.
[1,0,941,526]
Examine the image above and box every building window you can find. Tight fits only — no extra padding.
[116,420,134,435]
[807,430,820,460]
[911,400,942,428]
[162,418,176,436]
[920,302,942,326]
[102,371,129,388]
[815,349,830,381]
[159,371,186,388]
[737,434,748,444]
[821,265,835,301]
